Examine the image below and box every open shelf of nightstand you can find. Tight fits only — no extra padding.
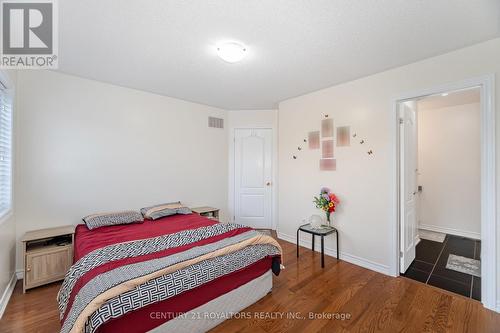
[191,206,220,222]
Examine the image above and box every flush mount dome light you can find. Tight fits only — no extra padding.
[216,42,247,63]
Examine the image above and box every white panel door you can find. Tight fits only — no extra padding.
[234,129,272,229]
[400,101,418,273]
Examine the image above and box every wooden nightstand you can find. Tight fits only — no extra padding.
[191,206,220,221]
[21,225,75,293]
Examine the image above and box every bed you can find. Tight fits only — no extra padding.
[57,213,282,333]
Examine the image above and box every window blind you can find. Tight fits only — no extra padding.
[0,87,13,218]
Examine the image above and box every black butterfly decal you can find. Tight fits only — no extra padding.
[293,155,297,159]
[298,147,302,151]
[353,133,357,138]
[360,140,365,144]
[367,150,373,155]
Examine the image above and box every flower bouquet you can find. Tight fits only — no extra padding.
[313,187,340,226]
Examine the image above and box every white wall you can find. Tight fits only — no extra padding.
[227,110,278,228]
[277,38,500,302]
[0,70,17,317]
[14,70,228,270]
[0,213,15,314]
[418,102,481,239]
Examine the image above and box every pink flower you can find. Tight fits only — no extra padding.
[329,193,340,204]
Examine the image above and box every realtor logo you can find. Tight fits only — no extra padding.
[1,0,58,68]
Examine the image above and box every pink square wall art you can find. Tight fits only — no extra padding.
[337,126,350,146]
[319,158,336,171]
[308,131,320,149]
[322,139,334,158]
[321,119,334,138]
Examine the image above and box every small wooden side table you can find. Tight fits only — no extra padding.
[297,223,339,268]
[21,225,75,293]
[191,206,220,221]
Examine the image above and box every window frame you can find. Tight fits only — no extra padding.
[0,70,14,224]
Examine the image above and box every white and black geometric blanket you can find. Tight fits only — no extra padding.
[84,244,280,333]
[58,223,244,318]
[58,224,280,333]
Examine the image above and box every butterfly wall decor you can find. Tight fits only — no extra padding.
[292,114,375,164]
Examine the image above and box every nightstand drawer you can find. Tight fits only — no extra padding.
[25,244,72,290]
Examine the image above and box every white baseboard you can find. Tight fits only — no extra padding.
[0,273,17,319]
[419,224,480,240]
[277,231,390,276]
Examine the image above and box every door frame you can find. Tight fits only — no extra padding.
[231,127,277,230]
[390,74,497,311]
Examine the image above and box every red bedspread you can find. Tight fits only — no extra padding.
[100,256,272,333]
[74,213,221,260]
[69,214,275,333]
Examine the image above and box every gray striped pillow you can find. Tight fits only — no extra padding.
[83,210,144,230]
[140,202,192,220]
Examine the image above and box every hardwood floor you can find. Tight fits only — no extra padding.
[0,280,61,333]
[1,237,499,333]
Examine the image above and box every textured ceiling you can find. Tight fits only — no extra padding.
[57,0,500,109]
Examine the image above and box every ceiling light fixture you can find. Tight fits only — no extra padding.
[216,42,247,63]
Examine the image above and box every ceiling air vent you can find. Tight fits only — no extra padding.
[208,116,224,129]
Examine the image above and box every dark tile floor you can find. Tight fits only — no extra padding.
[402,234,481,300]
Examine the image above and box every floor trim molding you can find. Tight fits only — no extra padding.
[419,224,480,240]
[277,231,390,275]
[0,273,17,319]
